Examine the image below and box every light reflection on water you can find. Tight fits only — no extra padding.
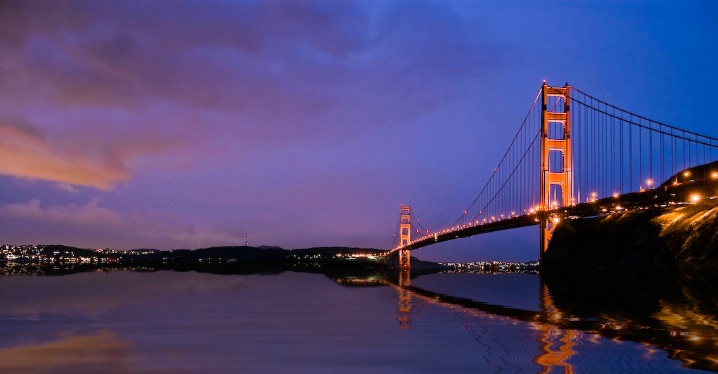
[0,269,715,373]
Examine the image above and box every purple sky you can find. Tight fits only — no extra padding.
[1,1,716,262]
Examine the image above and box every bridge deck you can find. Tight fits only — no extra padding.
[390,174,718,254]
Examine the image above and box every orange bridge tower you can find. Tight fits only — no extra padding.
[539,83,573,259]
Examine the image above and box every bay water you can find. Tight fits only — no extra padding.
[0,268,715,373]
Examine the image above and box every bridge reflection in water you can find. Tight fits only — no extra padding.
[330,270,718,372]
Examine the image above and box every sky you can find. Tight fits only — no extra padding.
[1,0,717,262]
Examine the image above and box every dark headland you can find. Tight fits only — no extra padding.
[540,161,718,310]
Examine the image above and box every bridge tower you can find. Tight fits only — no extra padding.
[540,82,573,258]
[399,204,411,268]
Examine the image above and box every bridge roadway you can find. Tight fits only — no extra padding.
[389,173,718,254]
[395,214,539,252]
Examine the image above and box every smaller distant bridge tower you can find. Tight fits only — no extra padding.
[399,204,411,268]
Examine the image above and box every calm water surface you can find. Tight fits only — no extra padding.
[0,269,716,373]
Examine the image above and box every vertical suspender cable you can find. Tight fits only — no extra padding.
[632,109,635,192]
[638,114,643,189]
[619,105,623,194]
[649,120,653,184]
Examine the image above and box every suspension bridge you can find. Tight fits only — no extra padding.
[389,82,718,268]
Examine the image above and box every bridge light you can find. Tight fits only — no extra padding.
[613,192,619,198]
[690,194,701,203]
[646,179,653,188]
[712,172,718,179]
[552,217,560,224]
[684,170,691,178]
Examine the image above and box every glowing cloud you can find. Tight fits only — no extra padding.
[0,122,131,190]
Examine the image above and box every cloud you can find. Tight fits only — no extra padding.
[1,198,124,226]
[0,122,131,190]
[0,1,500,138]
[0,1,504,194]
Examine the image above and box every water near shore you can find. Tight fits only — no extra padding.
[0,268,715,373]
